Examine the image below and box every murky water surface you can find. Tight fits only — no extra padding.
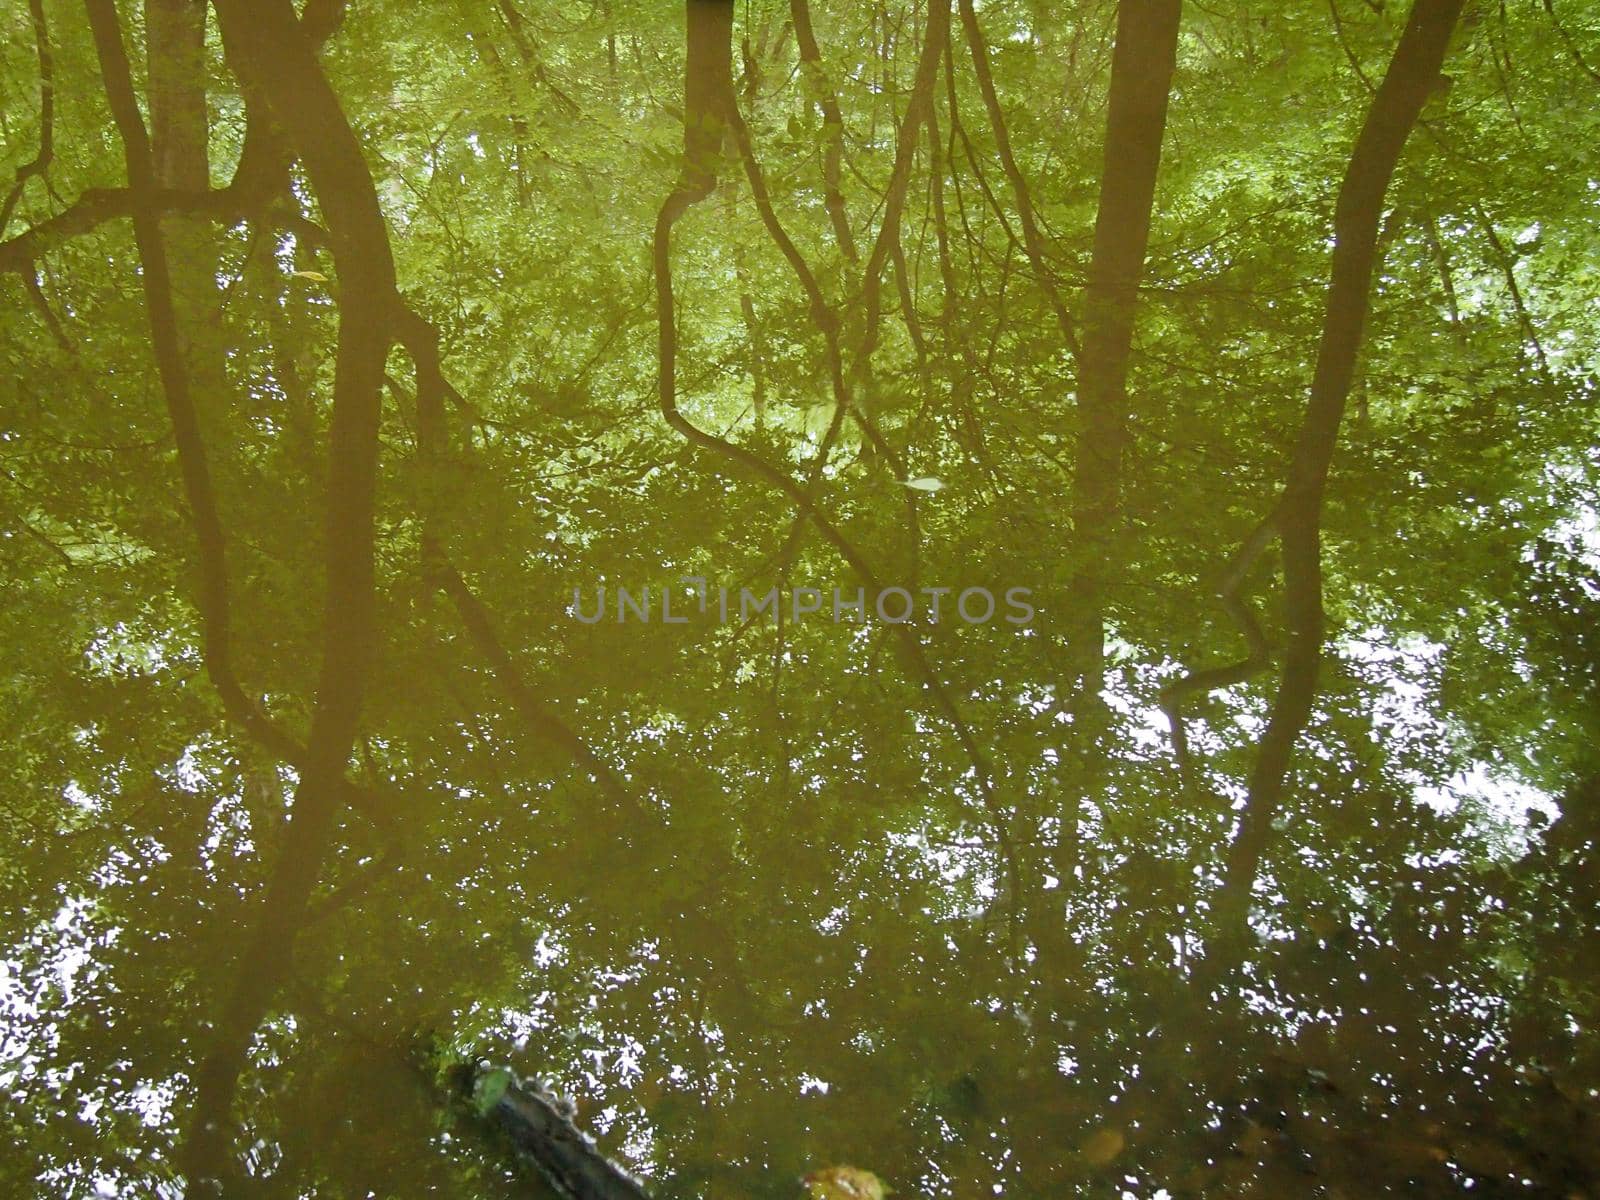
[2,0,1597,1196]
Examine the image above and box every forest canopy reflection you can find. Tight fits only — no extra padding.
[0,0,1597,1197]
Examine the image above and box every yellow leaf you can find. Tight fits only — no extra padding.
[1080,1127,1125,1167]
[803,1165,889,1200]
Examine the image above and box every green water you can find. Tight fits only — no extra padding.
[1,0,1597,1196]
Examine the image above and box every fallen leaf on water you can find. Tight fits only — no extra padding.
[1080,1127,1125,1166]
[803,1165,889,1199]
[471,1067,513,1117]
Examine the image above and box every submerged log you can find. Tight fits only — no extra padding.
[462,1063,652,1200]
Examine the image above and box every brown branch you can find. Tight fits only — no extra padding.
[656,0,1017,899]
[854,0,949,381]
[944,42,1027,271]
[457,1,533,206]
[1,168,630,818]
[1159,507,1279,780]
[82,7,295,776]
[0,0,55,236]
[1064,0,1183,712]
[177,0,398,1189]
[435,562,632,806]
[927,54,980,376]
[741,1,945,566]
[2,504,74,567]
[720,176,770,425]
[303,846,402,926]
[1470,201,1553,381]
[1214,0,1465,943]
[300,0,348,45]
[495,0,583,115]
[0,184,299,276]
[390,305,634,811]
[3,118,393,830]
[790,0,859,262]
[1541,0,1600,84]
[890,230,930,366]
[21,268,71,350]
[956,0,1081,360]
[718,67,854,555]
[1420,206,1461,328]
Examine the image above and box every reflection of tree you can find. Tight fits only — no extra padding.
[1207,0,1466,942]
[0,0,1595,1196]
